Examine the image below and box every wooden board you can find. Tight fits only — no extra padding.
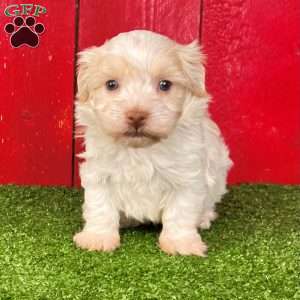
[0,0,76,186]
[202,0,300,184]
[75,0,202,186]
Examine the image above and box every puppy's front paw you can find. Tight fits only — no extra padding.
[159,232,207,256]
[73,231,120,252]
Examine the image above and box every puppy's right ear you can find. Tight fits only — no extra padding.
[176,40,207,97]
[77,47,98,102]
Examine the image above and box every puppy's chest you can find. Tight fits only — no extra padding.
[111,159,155,183]
[108,154,172,192]
[106,150,189,187]
[106,156,173,222]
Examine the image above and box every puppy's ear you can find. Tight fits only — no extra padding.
[76,47,99,102]
[176,40,207,97]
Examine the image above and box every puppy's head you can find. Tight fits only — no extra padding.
[77,30,207,147]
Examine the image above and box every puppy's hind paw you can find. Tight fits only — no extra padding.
[73,231,120,252]
[159,233,207,256]
[199,211,218,230]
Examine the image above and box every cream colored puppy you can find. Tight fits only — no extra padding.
[74,30,232,256]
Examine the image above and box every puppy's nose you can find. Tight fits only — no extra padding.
[126,110,148,129]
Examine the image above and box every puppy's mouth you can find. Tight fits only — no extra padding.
[124,130,158,140]
[120,129,161,147]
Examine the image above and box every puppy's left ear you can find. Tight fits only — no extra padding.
[176,40,207,97]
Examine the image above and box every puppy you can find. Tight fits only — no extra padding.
[74,30,232,256]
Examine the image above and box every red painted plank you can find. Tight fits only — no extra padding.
[0,0,76,186]
[75,0,201,186]
[202,0,300,184]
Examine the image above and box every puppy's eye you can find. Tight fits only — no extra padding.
[159,80,172,91]
[105,80,119,91]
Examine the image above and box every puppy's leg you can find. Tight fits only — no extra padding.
[198,183,226,230]
[73,185,120,252]
[159,187,208,256]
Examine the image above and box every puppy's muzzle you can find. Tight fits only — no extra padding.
[124,109,159,141]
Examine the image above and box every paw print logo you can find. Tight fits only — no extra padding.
[4,16,45,48]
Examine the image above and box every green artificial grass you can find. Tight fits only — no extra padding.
[0,184,299,300]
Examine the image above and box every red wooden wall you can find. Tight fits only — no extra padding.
[0,0,75,186]
[1,0,299,186]
[202,0,300,184]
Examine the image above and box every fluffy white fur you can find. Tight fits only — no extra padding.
[74,30,232,256]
